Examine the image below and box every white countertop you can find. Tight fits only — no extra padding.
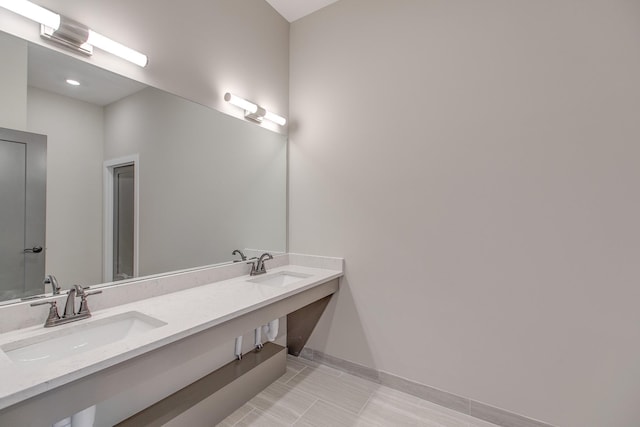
[0,263,342,410]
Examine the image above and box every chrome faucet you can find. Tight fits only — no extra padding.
[31,285,102,328]
[44,275,61,295]
[232,249,247,262]
[63,285,83,317]
[250,252,273,276]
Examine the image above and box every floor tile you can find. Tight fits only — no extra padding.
[285,366,373,414]
[277,365,306,384]
[285,355,310,373]
[249,381,317,424]
[291,357,344,377]
[218,359,500,427]
[216,403,254,426]
[294,399,372,427]
[360,391,465,427]
[235,409,289,427]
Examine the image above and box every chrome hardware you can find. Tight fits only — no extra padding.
[235,336,243,360]
[78,290,102,315]
[232,249,247,262]
[21,294,46,302]
[250,253,273,276]
[30,300,61,328]
[255,327,263,351]
[30,285,102,327]
[63,286,80,317]
[24,246,43,253]
[44,275,61,295]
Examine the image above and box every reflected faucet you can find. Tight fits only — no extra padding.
[232,249,247,262]
[44,275,61,295]
[250,253,273,276]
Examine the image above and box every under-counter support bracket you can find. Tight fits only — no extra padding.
[287,293,333,357]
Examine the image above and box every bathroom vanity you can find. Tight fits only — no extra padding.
[0,254,343,426]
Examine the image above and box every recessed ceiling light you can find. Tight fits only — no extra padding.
[66,79,80,86]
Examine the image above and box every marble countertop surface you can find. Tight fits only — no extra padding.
[0,261,342,410]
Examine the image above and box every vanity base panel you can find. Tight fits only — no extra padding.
[116,343,286,427]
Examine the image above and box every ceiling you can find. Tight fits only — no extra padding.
[265,0,341,22]
[28,43,146,106]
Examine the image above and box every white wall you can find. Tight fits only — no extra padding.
[289,1,640,426]
[104,87,287,277]
[27,87,104,287]
[0,32,27,130]
[0,0,289,133]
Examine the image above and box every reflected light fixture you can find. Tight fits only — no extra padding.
[0,0,148,67]
[224,93,287,126]
[65,79,80,86]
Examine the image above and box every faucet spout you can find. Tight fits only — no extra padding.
[63,287,77,317]
[44,275,61,295]
[251,253,273,276]
[232,249,247,262]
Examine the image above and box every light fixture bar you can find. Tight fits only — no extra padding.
[0,1,147,67]
[0,0,60,30]
[263,110,287,126]
[224,93,287,127]
[87,30,148,68]
[224,93,258,114]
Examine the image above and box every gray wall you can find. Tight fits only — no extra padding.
[104,87,286,276]
[289,1,640,426]
[27,87,104,287]
[0,32,27,130]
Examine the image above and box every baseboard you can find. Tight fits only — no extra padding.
[299,348,554,427]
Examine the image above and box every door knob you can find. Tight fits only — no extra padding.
[24,246,43,253]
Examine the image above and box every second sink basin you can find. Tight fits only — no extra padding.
[1,311,166,365]
[248,271,311,288]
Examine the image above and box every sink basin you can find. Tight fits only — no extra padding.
[1,311,166,365]
[248,271,311,288]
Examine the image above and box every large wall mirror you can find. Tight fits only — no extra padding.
[0,30,287,305]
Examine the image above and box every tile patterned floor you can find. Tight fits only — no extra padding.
[217,356,499,427]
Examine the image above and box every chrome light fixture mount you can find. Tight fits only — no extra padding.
[245,106,268,124]
[224,93,287,127]
[40,17,92,56]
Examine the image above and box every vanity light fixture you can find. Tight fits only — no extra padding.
[0,0,60,30]
[0,0,148,67]
[224,93,287,126]
[86,30,148,67]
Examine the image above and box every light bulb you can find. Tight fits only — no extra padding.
[87,30,148,67]
[224,93,259,114]
[263,110,287,126]
[0,0,60,30]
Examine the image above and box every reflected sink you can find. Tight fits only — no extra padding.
[248,271,311,288]
[1,311,166,365]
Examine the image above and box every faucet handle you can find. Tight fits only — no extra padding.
[72,284,89,296]
[30,300,61,327]
[78,290,102,315]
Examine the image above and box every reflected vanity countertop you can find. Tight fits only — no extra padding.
[0,259,343,410]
